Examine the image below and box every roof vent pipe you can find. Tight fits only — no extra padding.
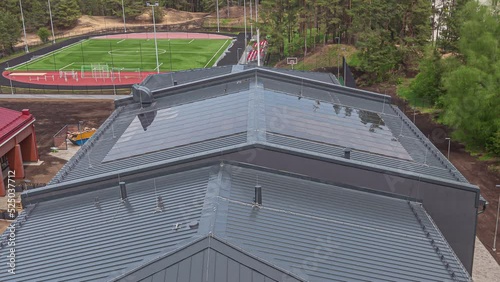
[119,182,128,201]
[254,185,262,206]
[344,148,351,159]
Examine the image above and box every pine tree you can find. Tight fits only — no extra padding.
[0,11,21,56]
[440,1,500,152]
[53,0,82,29]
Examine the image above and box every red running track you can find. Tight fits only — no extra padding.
[2,33,232,87]
[3,70,158,86]
[92,32,232,40]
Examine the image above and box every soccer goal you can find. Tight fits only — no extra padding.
[81,64,110,79]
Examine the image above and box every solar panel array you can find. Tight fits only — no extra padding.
[264,92,413,160]
[103,92,249,162]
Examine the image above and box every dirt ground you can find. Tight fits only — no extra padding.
[19,6,252,47]
[19,8,211,47]
[0,99,114,184]
[360,83,500,266]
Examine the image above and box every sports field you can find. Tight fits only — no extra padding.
[12,37,232,73]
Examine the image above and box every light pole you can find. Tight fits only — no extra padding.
[493,185,500,251]
[335,36,340,79]
[19,0,29,53]
[257,28,260,66]
[243,0,247,63]
[255,0,258,26]
[445,137,451,159]
[48,0,56,44]
[146,1,160,74]
[249,0,253,38]
[6,63,14,95]
[121,0,127,33]
[216,0,220,33]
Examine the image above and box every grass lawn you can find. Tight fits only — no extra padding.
[11,38,232,72]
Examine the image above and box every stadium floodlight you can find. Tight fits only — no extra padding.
[216,0,220,33]
[48,0,56,44]
[146,1,160,74]
[19,0,29,53]
[121,0,127,33]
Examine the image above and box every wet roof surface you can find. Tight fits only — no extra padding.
[48,67,467,185]
[0,164,470,282]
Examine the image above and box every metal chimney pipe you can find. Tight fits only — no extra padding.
[344,148,351,159]
[254,185,262,206]
[119,182,127,201]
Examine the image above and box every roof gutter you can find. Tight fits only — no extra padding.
[0,119,35,148]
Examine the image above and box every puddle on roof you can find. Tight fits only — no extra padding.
[265,92,413,160]
[332,104,386,133]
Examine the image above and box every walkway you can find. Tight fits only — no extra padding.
[0,94,128,100]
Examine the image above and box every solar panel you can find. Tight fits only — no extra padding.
[265,92,412,160]
[103,92,249,162]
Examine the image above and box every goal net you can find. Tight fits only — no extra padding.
[81,64,110,79]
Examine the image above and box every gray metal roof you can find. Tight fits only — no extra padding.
[48,67,466,186]
[112,235,302,282]
[0,163,471,281]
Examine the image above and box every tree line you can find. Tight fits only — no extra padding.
[257,0,498,156]
[400,1,499,155]
[258,0,438,82]
[0,0,82,56]
[0,0,232,57]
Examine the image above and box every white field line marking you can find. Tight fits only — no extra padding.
[11,39,89,70]
[117,39,126,44]
[188,39,194,44]
[154,62,164,71]
[204,40,229,68]
[59,62,74,71]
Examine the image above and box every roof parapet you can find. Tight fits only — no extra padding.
[132,84,154,106]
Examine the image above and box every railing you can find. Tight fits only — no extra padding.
[52,124,80,150]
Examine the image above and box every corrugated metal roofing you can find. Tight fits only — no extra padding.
[113,236,303,282]
[0,107,35,145]
[0,163,471,281]
[1,166,213,282]
[216,164,470,281]
[49,68,466,185]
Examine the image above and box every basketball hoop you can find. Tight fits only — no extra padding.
[287,57,298,70]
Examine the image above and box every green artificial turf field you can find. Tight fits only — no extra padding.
[12,38,231,72]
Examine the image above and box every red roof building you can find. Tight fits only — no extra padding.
[0,107,39,196]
